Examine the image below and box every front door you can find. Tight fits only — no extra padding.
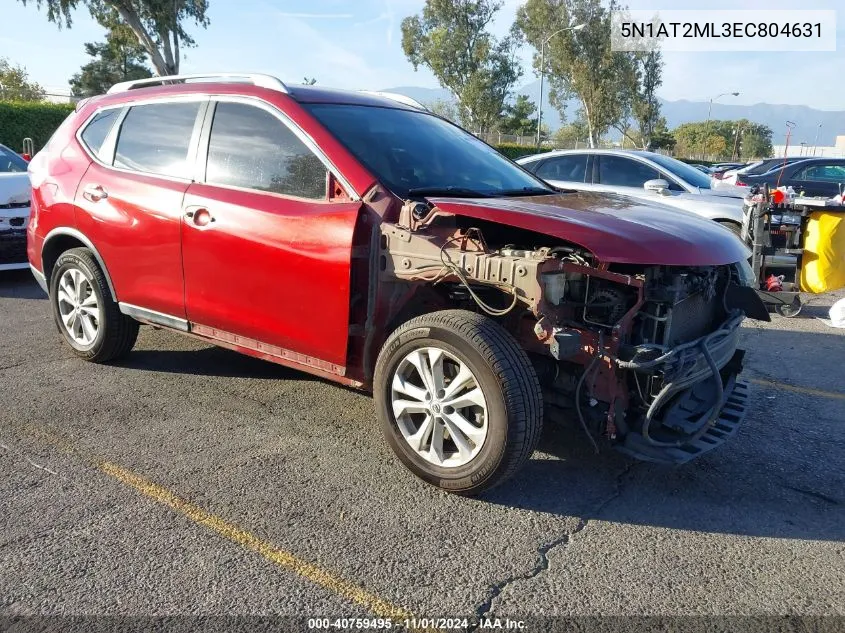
[181,99,361,369]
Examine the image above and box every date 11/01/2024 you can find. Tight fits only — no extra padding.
[619,21,822,39]
[307,617,527,630]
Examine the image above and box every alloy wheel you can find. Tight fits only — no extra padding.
[57,268,101,346]
[391,346,488,468]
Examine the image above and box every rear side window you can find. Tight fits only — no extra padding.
[598,155,660,187]
[114,102,201,178]
[80,109,119,160]
[205,102,327,199]
[536,155,588,182]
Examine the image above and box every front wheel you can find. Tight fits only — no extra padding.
[374,310,543,495]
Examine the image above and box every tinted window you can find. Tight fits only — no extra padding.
[305,104,552,198]
[80,109,120,160]
[536,155,588,182]
[206,102,327,199]
[645,152,713,189]
[114,102,200,177]
[598,155,659,187]
[0,145,28,173]
[794,163,845,182]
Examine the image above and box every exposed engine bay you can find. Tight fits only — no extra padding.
[377,200,768,464]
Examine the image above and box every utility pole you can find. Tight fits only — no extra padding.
[536,23,586,147]
[701,92,739,159]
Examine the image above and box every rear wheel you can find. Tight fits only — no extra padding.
[50,248,138,362]
[374,310,543,495]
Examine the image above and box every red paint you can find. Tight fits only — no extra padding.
[182,183,361,366]
[27,80,750,387]
[76,163,189,317]
[428,194,751,267]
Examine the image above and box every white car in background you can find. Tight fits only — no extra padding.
[0,143,31,271]
[516,149,747,234]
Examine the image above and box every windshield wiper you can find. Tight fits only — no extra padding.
[407,186,491,198]
[497,186,557,197]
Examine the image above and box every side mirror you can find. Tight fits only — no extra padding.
[644,179,670,194]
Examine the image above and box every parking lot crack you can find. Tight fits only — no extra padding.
[471,463,636,624]
[0,441,59,476]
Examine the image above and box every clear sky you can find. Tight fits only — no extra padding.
[2,0,844,110]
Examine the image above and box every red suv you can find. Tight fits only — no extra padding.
[27,74,767,494]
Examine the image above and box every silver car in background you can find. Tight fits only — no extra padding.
[516,149,746,234]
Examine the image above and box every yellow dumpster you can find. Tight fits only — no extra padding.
[800,211,845,293]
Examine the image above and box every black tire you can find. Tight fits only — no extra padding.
[776,296,803,318]
[49,247,139,362]
[717,220,743,237]
[374,309,543,495]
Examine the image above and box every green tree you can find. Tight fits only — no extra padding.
[630,50,662,149]
[0,58,46,101]
[551,118,589,148]
[516,0,631,147]
[401,0,523,133]
[498,95,537,135]
[69,25,152,97]
[649,118,676,151]
[426,99,460,124]
[18,0,209,76]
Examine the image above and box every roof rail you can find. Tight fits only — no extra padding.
[359,91,429,111]
[107,73,289,94]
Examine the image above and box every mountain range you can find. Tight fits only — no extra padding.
[383,80,844,146]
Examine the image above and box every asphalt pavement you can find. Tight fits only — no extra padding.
[1,269,843,631]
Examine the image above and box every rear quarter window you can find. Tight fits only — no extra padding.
[79,109,120,161]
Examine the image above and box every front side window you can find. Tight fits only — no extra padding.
[536,155,588,182]
[598,156,660,188]
[80,109,120,161]
[114,101,201,177]
[205,102,327,199]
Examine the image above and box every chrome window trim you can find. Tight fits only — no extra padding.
[74,95,210,185]
[207,95,360,201]
[41,227,118,300]
[118,303,189,331]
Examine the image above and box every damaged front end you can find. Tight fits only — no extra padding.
[378,200,767,465]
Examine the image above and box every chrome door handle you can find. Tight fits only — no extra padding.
[184,206,215,227]
[83,184,108,202]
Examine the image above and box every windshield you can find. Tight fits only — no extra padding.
[0,145,28,173]
[305,104,553,198]
[646,153,714,189]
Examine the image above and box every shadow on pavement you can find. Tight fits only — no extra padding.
[0,270,46,300]
[114,346,310,381]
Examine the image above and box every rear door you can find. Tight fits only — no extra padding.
[534,153,590,185]
[181,98,362,369]
[74,98,206,317]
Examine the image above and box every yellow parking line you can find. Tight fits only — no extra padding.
[749,377,845,401]
[98,460,413,620]
[15,424,414,622]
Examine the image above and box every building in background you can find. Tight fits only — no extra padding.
[42,86,79,104]
[773,135,845,158]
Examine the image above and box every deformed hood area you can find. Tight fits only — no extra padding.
[428,191,750,266]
